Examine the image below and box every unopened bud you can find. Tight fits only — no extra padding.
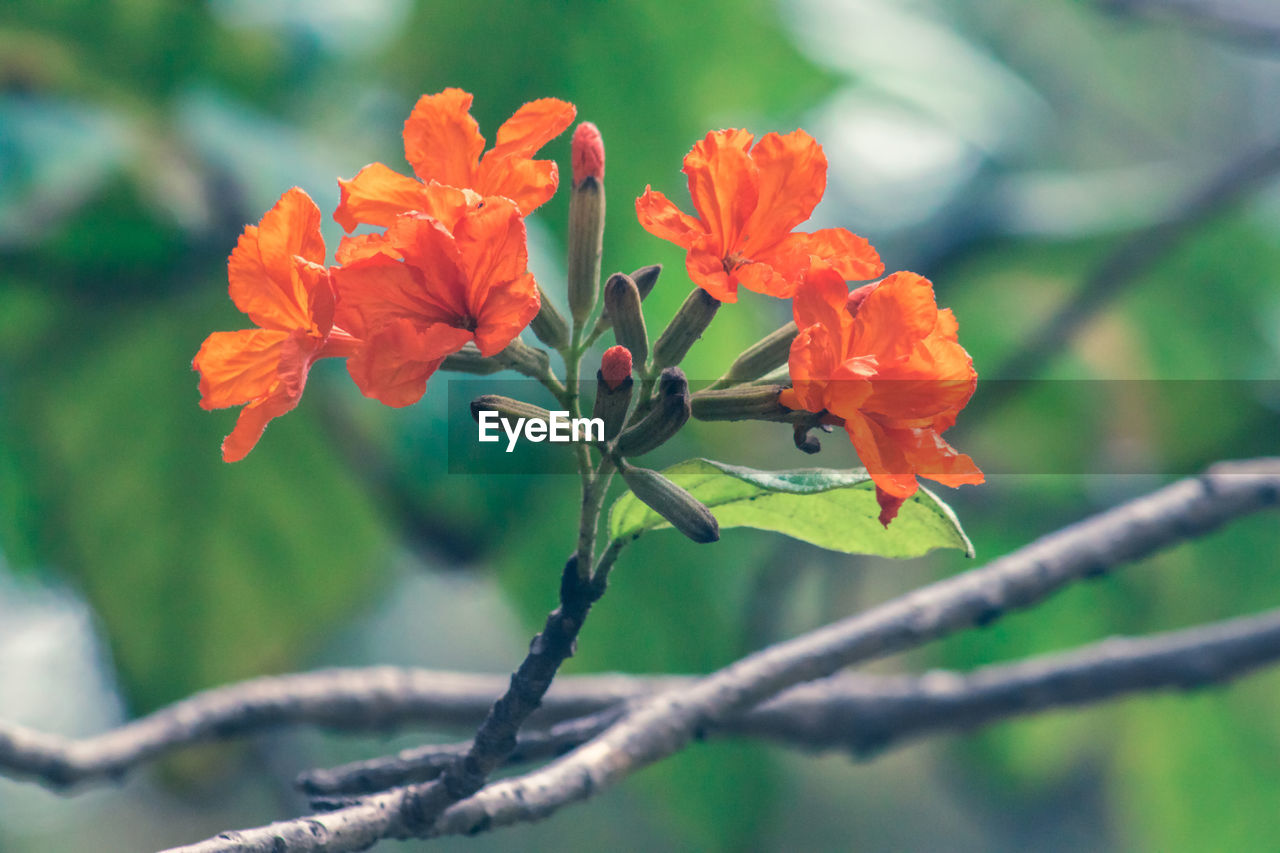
[594,347,634,441]
[620,464,719,544]
[614,367,690,457]
[603,273,648,366]
[572,122,605,184]
[600,345,633,390]
[470,395,552,427]
[493,337,552,379]
[652,288,720,368]
[714,322,798,387]
[690,384,788,421]
[630,264,661,300]
[529,284,570,350]
[592,264,662,338]
[440,342,504,375]
[567,123,605,325]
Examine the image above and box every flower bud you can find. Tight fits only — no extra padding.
[652,288,720,369]
[620,464,719,544]
[440,342,504,375]
[600,345,633,390]
[713,321,798,388]
[529,284,570,351]
[572,121,605,183]
[567,122,605,325]
[603,273,648,366]
[690,384,789,421]
[470,395,552,427]
[614,367,690,457]
[594,346,634,441]
[591,264,662,338]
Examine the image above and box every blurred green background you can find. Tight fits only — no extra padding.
[2,0,1280,850]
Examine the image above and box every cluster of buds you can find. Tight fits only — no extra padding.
[195,88,982,531]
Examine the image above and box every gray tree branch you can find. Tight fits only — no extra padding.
[295,604,1280,797]
[159,458,1280,851]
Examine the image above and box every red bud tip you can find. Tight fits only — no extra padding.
[572,122,605,184]
[601,345,632,390]
[875,485,907,528]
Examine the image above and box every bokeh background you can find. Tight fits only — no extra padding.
[3,0,1280,850]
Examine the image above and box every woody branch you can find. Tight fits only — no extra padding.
[155,457,1279,851]
[4,605,1280,795]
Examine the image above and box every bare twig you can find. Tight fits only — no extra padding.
[1102,0,1280,51]
[983,140,1280,409]
[161,458,1280,850]
[295,605,1280,797]
[8,600,1280,799]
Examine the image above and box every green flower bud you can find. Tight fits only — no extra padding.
[652,288,720,368]
[603,273,648,366]
[620,464,719,544]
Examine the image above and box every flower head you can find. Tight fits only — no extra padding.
[334,88,576,231]
[780,263,983,525]
[332,195,540,407]
[636,129,883,303]
[193,188,359,462]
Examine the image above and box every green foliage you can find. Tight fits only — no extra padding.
[609,459,974,558]
[0,295,390,710]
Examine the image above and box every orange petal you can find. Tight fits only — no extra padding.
[762,228,883,287]
[334,163,429,231]
[402,88,486,188]
[478,156,560,214]
[636,187,703,249]
[742,130,826,253]
[228,188,326,332]
[485,97,576,161]
[843,412,918,499]
[332,251,461,342]
[194,328,292,410]
[733,260,793,298]
[451,198,529,314]
[682,129,759,253]
[473,271,540,356]
[787,324,847,414]
[875,485,908,528]
[685,240,737,303]
[892,426,984,488]
[335,232,399,266]
[791,263,851,342]
[383,214,473,320]
[346,318,474,407]
[222,389,296,463]
[849,272,939,362]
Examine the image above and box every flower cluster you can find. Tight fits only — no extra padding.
[195,88,981,525]
[638,130,981,524]
[195,90,574,460]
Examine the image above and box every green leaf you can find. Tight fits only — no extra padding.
[608,458,974,558]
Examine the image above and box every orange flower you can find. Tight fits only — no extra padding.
[780,263,983,525]
[334,88,576,231]
[331,196,540,407]
[194,188,359,462]
[636,129,883,303]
